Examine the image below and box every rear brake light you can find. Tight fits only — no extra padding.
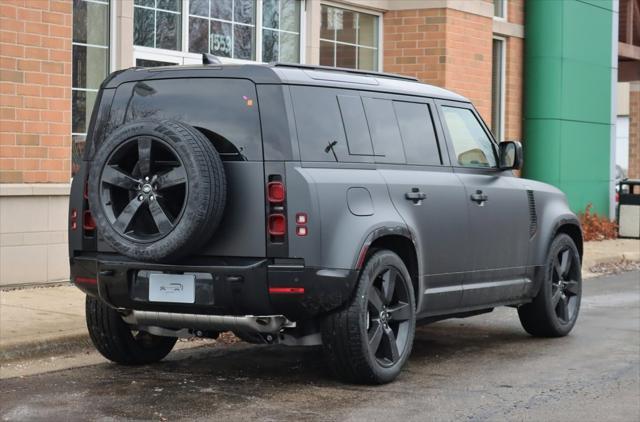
[83,210,96,230]
[267,181,285,203]
[268,213,286,236]
[75,276,97,285]
[268,287,304,294]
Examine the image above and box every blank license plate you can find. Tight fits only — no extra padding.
[149,273,195,304]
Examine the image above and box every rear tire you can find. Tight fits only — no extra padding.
[322,250,416,384]
[85,296,177,365]
[518,234,582,337]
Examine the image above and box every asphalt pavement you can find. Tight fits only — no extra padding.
[1,271,638,422]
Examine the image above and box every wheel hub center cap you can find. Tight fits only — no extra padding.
[141,184,152,194]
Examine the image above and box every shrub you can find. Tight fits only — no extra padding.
[578,203,618,241]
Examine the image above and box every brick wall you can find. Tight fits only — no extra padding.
[383,8,493,123]
[629,84,640,179]
[0,0,72,183]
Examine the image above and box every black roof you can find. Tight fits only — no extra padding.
[102,62,468,102]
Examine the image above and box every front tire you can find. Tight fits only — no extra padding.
[86,296,177,365]
[322,250,416,384]
[518,234,582,337]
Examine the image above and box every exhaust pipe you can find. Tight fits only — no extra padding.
[122,310,293,334]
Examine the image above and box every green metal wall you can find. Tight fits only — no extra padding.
[524,0,614,214]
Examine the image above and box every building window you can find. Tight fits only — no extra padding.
[188,0,256,60]
[134,0,182,51]
[262,0,301,62]
[319,5,379,71]
[491,37,506,142]
[72,0,110,176]
[493,0,506,19]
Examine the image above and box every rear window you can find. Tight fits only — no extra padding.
[393,101,442,165]
[110,78,263,161]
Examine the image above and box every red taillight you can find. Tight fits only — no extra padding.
[268,213,286,236]
[268,287,305,294]
[75,276,97,285]
[83,210,96,230]
[267,181,285,203]
[295,212,308,236]
[296,226,308,236]
[71,208,78,230]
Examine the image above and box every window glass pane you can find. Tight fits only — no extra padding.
[320,6,334,40]
[156,11,180,50]
[291,87,349,162]
[157,0,179,12]
[211,0,233,20]
[262,29,278,62]
[73,0,109,45]
[491,39,504,142]
[280,0,300,32]
[234,0,255,24]
[280,32,299,62]
[393,102,441,165]
[234,24,254,59]
[358,13,377,47]
[358,47,376,71]
[72,90,97,133]
[336,43,356,68]
[189,17,209,53]
[134,7,154,47]
[362,98,406,164]
[494,0,505,18]
[320,5,378,71]
[336,9,356,44]
[442,107,497,168]
[189,0,208,16]
[210,20,233,56]
[134,0,153,7]
[319,41,335,66]
[72,45,108,90]
[337,95,373,156]
[263,0,279,28]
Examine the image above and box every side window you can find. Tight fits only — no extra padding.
[337,95,374,156]
[362,97,406,164]
[393,101,442,165]
[290,86,349,162]
[441,106,497,168]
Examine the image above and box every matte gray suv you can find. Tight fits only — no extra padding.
[69,61,583,384]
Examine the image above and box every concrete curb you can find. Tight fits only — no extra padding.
[0,333,92,364]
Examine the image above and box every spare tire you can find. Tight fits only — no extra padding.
[88,120,226,262]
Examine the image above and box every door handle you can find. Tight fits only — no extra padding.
[405,188,427,204]
[470,190,489,204]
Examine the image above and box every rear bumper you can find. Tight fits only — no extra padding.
[70,254,357,321]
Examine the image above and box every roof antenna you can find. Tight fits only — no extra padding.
[202,53,222,65]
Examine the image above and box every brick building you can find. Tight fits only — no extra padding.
[0,0,634,286]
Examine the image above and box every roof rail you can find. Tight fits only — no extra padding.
[272,62,419,82]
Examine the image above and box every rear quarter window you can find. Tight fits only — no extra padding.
[116,78,263,161]
[393,101,442,166]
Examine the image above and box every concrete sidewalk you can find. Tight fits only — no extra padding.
[1,239,638,363]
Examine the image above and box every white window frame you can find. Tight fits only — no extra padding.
[133,0,306,66]
[491,35,507,142]
[319,1,383,71]
[493,0,507,21]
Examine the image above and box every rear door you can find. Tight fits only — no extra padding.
[106,78,266,257]
[361,93,472,314]
[436,101,530,306]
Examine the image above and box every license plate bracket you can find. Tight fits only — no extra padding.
[148,273,196,304]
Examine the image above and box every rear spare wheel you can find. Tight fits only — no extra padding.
[88,120,226,261]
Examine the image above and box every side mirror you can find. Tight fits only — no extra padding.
[499,141,523,170]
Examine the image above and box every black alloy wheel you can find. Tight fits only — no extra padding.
[550,247,580,324]
[100,136,187,242]
[366,266,413,367]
